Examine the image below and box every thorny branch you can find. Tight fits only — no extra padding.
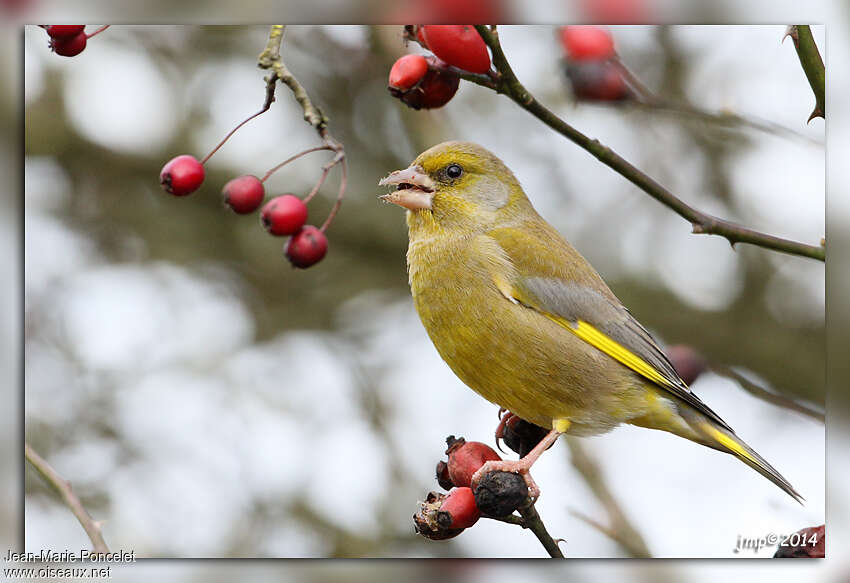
[258,25,346,233]
[25,442,110,554]
[469,26,825,262]
[784,25,825,122]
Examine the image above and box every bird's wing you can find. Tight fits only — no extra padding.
[488,227,733,432]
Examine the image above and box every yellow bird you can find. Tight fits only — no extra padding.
[379,140,802,503]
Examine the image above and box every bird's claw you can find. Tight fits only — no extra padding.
[494,410,517,455]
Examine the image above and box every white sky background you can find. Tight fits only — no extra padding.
[23,24,828,569]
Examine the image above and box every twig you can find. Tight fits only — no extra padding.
[711,365,825,422]
[471,26,824,262]
[25,442,110,554]
[258,25,346,231]
[566,438,651,558]
[785,25,825,122]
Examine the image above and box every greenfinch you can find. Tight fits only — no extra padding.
[379,140,801,503]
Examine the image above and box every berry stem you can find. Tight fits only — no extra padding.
[319,154,346,233]
[85,25,110,39]
[259,145,332,184]
[199,72,279,166]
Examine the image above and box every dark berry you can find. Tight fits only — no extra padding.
[565,60,630,101]
[445,435,501,488]
[436,460,454,491]
[222,175,265,214]
[159,155,205,196]
[422,25,491,73]
[437,487,480,529]
[285,225,328,268]
[50,32,87,57]
[473,471,527,517]
[501,416,549,458]
[389,54,429,91]
[560,26,615,61]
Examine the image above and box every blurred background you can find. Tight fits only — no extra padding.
[19,24,826,561]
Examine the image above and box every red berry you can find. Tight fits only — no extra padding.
[261,195,308,236]
[50,32,87,57]
[390,56,459,110]
[285,225,328,268]
[421,25,491,74]
[159,154,205,196]
[389,54,429,91]
[222,175,265,214]
[565,60,629,101]
[560,26,615,61]
[45,25,86,38]
[438,487,480,529]
[445,436,501,488]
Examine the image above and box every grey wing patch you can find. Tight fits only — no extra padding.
[519,277,734,433]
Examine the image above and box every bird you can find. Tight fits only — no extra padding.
[378,140,802,503]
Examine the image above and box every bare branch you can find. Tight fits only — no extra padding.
[472,26,824,262]
[25,442,110,554]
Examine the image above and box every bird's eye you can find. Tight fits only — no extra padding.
[446,164,463,179]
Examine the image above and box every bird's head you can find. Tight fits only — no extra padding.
[379,141,531,232]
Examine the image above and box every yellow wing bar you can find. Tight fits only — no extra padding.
[543,315,677,391]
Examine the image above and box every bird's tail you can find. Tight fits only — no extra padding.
[681,408,804,504]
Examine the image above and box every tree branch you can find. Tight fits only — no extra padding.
[785,25,825,122]
[257,25,346,232]
[516,499,565,557]
[25,442,110,554]
[566,438,651,558]
[472,26,824,262]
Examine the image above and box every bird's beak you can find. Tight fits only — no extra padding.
[378,166,436,211]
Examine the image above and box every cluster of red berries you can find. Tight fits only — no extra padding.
[414,436,529,540]
[39,25,108,57]
[388,25,492,110]
[159,154,327,268]
[560,26,630,102]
